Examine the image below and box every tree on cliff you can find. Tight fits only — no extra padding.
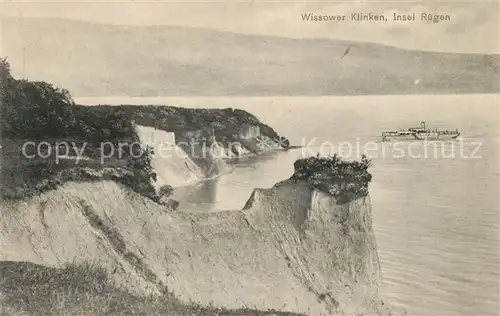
[1,58,77,139]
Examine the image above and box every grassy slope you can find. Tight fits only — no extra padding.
[2,17,498,96]
[0,261,304,316]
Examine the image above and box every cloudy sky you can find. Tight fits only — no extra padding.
[1,0,499,53]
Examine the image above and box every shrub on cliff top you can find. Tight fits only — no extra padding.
[292,154,372,204]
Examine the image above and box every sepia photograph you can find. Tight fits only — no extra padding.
[0,1,498,315]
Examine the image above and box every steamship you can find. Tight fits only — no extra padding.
[381,121,460,142]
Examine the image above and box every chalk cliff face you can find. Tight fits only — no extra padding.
[0,179,401,316]
[243,181,388,315]
[135,125,206,188]
[239,124,261,139]
[135,121,286,190]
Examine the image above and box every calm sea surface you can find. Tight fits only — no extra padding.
[78,95,500,316]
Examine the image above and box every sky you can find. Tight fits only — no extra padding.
[1,0,499,53]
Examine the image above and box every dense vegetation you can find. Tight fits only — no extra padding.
[292,154,372,204]
[0,261,304,316]
[113,105,290,149]
[0,58,158,200]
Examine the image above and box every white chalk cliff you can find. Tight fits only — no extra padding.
[239,124,261,139]
[136,125,206,188]
[0,178,402,315]
[135,123,285,191]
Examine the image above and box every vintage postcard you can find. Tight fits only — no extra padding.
[0,1,498,316]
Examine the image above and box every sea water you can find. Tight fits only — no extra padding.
[77,94,499,316]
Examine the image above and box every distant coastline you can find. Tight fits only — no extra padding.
[3,17,498,96]
[75,93,500,107]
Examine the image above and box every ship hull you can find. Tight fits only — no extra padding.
[414,132,460,140]
[381,134,418,142]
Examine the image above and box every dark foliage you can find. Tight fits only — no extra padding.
[158,184,174,199]
[111,104,289,149]
[0,58,157,201]
[292,154,372,204]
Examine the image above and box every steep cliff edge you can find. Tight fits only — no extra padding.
[242,181,386,315]
[0,179,403,315]
[134,122,286,189]
[135,125,206,189]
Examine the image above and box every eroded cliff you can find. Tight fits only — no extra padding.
[1,178,402,316]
